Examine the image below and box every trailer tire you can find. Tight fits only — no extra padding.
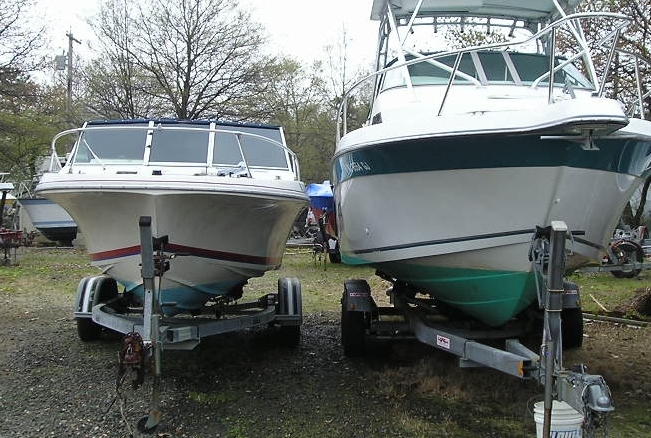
[76,317,103,342]
[278,325,301,347]
[610,240,644,278]
[561,307,583,349]
[341,308,365,356]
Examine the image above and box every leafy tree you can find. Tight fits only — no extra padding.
[576,1,651,228]
[445,26,509,50]
[0,0,64,184]
[0,80,65,184]
[260,58,329,183]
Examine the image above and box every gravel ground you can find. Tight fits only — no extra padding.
[1,249,650,438]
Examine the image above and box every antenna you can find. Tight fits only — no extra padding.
[65,32,82,113]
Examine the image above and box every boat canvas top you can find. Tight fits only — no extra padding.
[371,0,583,22]
[85,118,282,131]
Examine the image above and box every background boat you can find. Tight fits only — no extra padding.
[16,198,77,247]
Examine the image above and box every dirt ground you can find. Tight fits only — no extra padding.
[0,249,650,437]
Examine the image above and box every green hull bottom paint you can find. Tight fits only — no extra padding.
[345,254,538,327]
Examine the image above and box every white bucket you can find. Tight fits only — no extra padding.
[533,400,583,438]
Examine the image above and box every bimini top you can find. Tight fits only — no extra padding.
[371,0,582,21]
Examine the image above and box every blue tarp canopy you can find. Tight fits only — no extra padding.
[306,181,333,211]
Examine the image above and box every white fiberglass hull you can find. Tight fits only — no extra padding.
[37,174,307,315]
[332,118,651,326]
[336,166,637,270]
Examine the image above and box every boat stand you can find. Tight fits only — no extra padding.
[74,216,303,433]
[341,221,614,437]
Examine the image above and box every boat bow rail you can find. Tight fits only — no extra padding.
[337,5,640,140]
[45,120,302,182]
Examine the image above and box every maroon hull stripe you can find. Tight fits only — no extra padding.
[90,243,280,266]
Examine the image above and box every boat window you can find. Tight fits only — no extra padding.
[500,53,593,88]
[476,52,516,83]
[380,52,593,89]
[213,132,244,165]
[381,54,475,89]
[74,127,148,163]
[213,126,288,169]
[149,126,210,163]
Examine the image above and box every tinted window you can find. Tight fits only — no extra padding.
[213,126,288,168]
[149,126,210,163]
[75,126,148,162]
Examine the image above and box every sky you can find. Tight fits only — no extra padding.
[39,0,378,69]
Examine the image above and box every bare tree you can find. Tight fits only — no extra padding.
[80,0,162,119]
[87,0,272,120]
[0,0,47,97]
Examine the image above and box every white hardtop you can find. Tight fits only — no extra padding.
[370,0,582,22]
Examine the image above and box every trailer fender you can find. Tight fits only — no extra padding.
[277,277,303,320]
[562,281,581,309]
[73,275,118,318]
[342,279,375,313]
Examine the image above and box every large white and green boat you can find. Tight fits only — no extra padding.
[333,0,651,327]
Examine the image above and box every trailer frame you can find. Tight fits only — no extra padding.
[341,221,614,437]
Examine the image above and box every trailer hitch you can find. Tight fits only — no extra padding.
[117,331,148,389]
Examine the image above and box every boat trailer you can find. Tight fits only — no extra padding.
[73,216,303,433]
[341,221,614,438]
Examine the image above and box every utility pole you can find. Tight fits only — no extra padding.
[66,32,82,113]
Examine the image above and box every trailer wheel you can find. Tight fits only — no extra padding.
[77,318,102,342]
[75,276,119,342]
[561,307,583,349]
[328,250,341,264]
[278,325,301,347]
[610,240,644,278]
[341,307,365,356]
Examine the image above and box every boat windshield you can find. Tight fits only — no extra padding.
[73,125,149,163]
[70,122,290,170]
[213,125,289,169]
[149,124,210,163]
[381,51,594,90]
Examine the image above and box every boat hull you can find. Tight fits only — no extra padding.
[38,175,308,315]
[333,128,651,326]
[17,198,78,245]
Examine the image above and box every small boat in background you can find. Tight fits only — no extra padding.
[36,119,308,316]
[16,198,77,247]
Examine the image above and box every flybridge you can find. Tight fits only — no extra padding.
[370,0,583,22]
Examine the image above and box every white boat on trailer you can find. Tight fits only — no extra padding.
[334,0,651,435]
[35,118,309,431]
